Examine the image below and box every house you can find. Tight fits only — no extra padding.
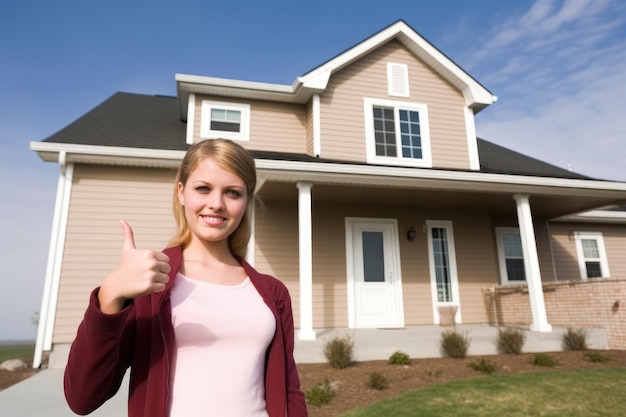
[30,20,626,368]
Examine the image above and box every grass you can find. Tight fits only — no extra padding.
[340,368,626,417]
[0,344,35,362]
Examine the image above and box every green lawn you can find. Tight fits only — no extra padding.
[340,368,626,417]
[0,344,35,362]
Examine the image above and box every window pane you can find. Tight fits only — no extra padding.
[505,259,526,281]
[210,108,242,133]
[582,239,599,258]
[503,233,523,257]
[372,106,397,157]
[431,228,452,302]
[362,231,385,283]
[399,109,422,159]
[586,262,602,278]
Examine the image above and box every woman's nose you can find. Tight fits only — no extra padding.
[206,193,225,210]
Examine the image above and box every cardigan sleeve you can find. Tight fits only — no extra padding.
[64,288,136,415]
[277,285,308,416]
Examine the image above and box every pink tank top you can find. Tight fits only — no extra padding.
[169,272,276,417]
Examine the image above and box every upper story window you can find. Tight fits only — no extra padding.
[200,100,250,141]
[364,98,432,168]
[496,228,526,285]
[574,232,610,278]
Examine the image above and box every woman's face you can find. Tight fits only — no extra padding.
[177,157,248,248]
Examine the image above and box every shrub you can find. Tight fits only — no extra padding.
[305,380,335,407]
[366,372,389,390]
[469,358,498,374]
[323,335,354,369]
[533,353,558,367]
[563,327,588,351]
[388,350,411,365]
[440,330,470,359]
[496,327,526,355]
[583,351,611,363]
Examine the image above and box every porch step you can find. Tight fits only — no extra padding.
[294,325,609,364]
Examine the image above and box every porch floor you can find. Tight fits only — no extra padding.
[294,324,609,364]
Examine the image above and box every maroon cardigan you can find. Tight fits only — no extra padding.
[64,246,308,416]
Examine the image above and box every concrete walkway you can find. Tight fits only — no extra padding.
[0,325,608,417]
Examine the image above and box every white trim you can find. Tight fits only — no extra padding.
[345,217,404,328]
[555,209,626,223]
[29,142,626,195]
[185,93,195,145]
[363,97,432,168]
[387,62,410,97]
[34,157,74,367]
[573,231,611,278]
[312,94,321,157]
[297,182,316,340]
[464,106,480,170]
[299,21,497,108]
[200,100,250,141]
[495,227,526,285]
[426,220,462,325]
[176,73,296,94]
[514,194,551,332]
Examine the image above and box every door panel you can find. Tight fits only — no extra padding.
[347,219,404,328]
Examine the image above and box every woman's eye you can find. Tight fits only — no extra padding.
[226,190,241,197]
[196,186,210,192]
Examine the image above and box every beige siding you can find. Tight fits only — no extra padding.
[253,200,301,327]
[319,40,470,169]
[450,212,500,323]
[53,165,177,343]
[549,222,626,281]
[192,95,307,153]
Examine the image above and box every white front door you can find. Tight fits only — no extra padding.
[346,218,404,328]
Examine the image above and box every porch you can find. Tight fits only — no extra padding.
[294,324,609,364]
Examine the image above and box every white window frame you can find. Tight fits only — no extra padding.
[574,231,610,279]
[200,100,250,141]
[364,97,432,168]
[495,227,526,285]
[426,220,461,324]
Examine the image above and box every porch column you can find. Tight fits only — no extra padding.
[514,194,552,332]
[297,182,316,340]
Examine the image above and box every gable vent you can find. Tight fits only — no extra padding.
[387,63,410,97]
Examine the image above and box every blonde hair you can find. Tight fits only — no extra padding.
[168,139,257,258]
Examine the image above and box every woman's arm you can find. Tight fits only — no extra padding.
[63,289,136,415]
[278,287,308,417]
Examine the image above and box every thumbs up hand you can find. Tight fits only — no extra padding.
[98,220,171,314]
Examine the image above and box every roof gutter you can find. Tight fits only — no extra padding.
[30,141,626,199]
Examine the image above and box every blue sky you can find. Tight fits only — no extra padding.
[1,0,626,340]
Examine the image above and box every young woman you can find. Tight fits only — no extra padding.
[64,139,308,417]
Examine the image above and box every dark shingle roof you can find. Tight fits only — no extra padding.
[43,92,188,151]
[477,138,589,180]
[40,92,591,180]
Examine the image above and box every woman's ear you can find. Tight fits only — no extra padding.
[177,182,185,206]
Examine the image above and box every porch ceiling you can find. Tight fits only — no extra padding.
[256,180,626,219]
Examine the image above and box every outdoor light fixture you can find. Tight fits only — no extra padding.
[407,226,416,241]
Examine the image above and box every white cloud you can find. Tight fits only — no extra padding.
[463,0,626,181]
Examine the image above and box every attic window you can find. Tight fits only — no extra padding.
[387,63,409,97]
[364,97,432,168]
[200,100,250,141]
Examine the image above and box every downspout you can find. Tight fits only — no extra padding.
[33,151,73,368]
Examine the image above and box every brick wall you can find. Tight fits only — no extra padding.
[483,278,626,349]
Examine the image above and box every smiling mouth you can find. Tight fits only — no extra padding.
[201,215,226,223]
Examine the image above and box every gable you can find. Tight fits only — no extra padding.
[317,40,471,170]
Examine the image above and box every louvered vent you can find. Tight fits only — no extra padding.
[387,63,409,97]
